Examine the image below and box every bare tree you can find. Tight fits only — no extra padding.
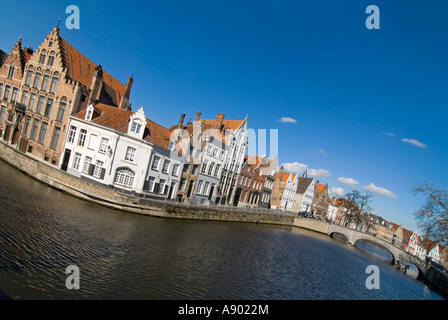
[411,182,448,246]
[342,190,373,230]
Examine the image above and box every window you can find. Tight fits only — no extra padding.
[50,126,60,150]
[28,93,36,111]
[72,153,81,170]
[56,98,66,122]
[39,53,46,64]
[68,126,77,143]
[0,106,5,124]
[50,74,59,93]
[47,53,55,66]
[204,182,210,195]
[78,129,87,147]
[36,96,45,114]
[192,164,199,175]
[158,179,166,194]
[114,168,135,187]
[44,98,53,117]
[131,121,142,134]
[208,162,215,175]
[21,90,29,105]
[196,180,203,194]
[179,178,186,191]
[82,156,92,173]
[0,83,3,97]
[22,116,31,137]
[201,160,208,174]
[11,87,18,102]
[146,177,155,192]
[38,122,47,144]
[30,119,39,140]
[33,71,41,88]
[7,66,14,79]
[25,68,33,86]
[125,146,136,162]
[152,155,161,170]
[168,140,175,151]
[99,137,109,154]
[172,163,180,176]
[93,160,104,178]
[41,73,50,91]
[162,159,170,173]
[3,85,10,101]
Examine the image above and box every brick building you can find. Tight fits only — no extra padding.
[0,38,32,147]
[170,112,246,205]
[258,155,277,208]
[1,26,132,166]
[311,181,330,218]
[233,155,265,207]
[271,166,298,211]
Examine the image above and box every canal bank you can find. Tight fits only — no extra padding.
[0,141,295,227]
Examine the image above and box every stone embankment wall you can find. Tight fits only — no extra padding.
[0,141,296,227]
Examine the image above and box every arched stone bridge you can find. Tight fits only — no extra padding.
[293,217,428,276]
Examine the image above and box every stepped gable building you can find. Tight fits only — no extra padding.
[62,103,181,199]
[169,112,247,205]
[0,38,32,147]
[291,170,315,214]
[390,222,404,247]
[311,181,330,219]
[233,155,265,208]
[0,26,132,165]
[271,166,298,211]
[258,155,277,208]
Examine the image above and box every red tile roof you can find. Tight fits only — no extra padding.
[73,103,172,149]
[59,37,126,106]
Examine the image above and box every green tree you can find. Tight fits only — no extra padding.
[411,182,448,246]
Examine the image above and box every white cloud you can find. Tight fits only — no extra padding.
[282,162,331,179]
[277,117,297,124]
[402,138,427,148]
[380,132,395,136]
[282,162,308,174]
[330,187,345,197]
[362,183,397,198]
[308,168,331,179]
[337,177,359,187]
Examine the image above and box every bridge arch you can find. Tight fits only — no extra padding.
[329,231,349,243]
[353,239,395,264]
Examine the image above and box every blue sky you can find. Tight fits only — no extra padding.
[2,0,448,233]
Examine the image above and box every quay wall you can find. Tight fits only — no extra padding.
[0,141,295,226]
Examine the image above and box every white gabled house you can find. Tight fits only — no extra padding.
[60,103,181,199]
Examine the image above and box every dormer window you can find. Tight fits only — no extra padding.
[131,121,142,134]
[127,107,147,139]
[168,139,175,151]
[85,104,94,121]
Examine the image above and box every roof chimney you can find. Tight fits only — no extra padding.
[213,113,225,129]
[195,112,201,121]
[178,114,186,128]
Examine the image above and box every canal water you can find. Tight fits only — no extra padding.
[0,160,443,300]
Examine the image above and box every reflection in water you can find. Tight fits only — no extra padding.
[0,160,444,300]
[354,240,394,264]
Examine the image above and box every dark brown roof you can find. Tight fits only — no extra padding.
[0,49,6,67]
[59,37,126,106]
[73,103,172,149]
[296,177,314,194]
